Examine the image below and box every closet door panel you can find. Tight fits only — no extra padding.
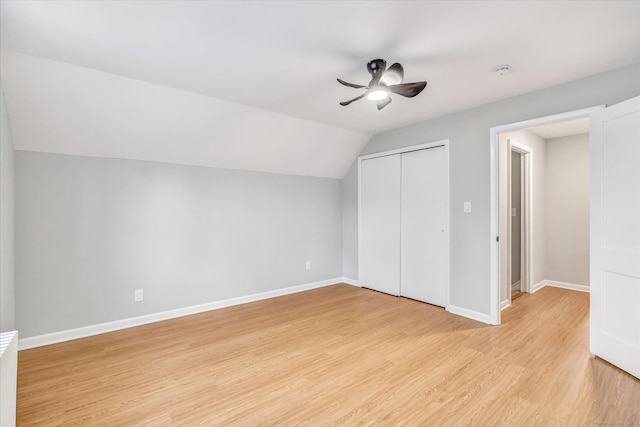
[401,146,448,306]
[360,155,401,295]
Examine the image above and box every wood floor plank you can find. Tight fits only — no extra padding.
[16,284,640,426]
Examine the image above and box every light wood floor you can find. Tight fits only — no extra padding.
[511,289,524,302]
[17,284,640,426]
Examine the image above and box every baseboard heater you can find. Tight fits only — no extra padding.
[0,330,18,427]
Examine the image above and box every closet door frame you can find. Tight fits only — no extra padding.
[357,140,450,310]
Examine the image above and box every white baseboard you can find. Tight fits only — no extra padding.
[511,280,521,291]
[529,279,589,294]
[448,305,493,325]
[545,280,590,293]
[530,280,547,293]
[339,277,361,287]
[500,299,511,310]
[18,277,345,350]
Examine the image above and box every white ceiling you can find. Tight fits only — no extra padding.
[527,117,590,140]
[1,1,639,177]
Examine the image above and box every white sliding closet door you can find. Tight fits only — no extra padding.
[360,155,401,295]
[401,147,448,306]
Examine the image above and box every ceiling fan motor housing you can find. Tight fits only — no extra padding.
[367,59,387,76]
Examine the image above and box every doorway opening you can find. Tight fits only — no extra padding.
[511,150,522,295]
[505,142,532,308]
[498,135,533,310]
[489,105,604,324]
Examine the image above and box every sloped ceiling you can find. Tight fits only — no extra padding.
[1,52,367,178]
[1,1,639,178]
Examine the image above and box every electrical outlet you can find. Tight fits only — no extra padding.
[134,289,143,302]
[305,261,311,270]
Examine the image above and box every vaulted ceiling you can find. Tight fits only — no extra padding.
[1,1,639,178]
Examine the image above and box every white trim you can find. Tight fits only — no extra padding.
[357,140,449,162]
[530,280,547,293]
[529,280,590,294]
[358,139,450,310]
[339,277,361,287]
[545,280,590,293]
[448,305,495,325]
[500,300,511,310]
[503,141,532,306]
[511,280,521,291]
[509,141,532,296]
[444,145,451,310]
[18,277,344,350]
[357,155,363,291]
[489,105,606,325]
[506,143,513,301]
[0,331,18,427]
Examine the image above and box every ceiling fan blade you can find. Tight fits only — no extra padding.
[339,92,367,106]
[388,81,427,98]
[377,96,392,110]
[337,78,367,89]
[380,63,404,86]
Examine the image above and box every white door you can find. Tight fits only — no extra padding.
[360,155,401,295]
[400,147,449,306]
[590,95,640,379]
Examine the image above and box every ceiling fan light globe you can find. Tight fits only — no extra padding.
[367,89,389,101]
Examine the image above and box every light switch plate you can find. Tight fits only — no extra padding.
[464,202,472,213]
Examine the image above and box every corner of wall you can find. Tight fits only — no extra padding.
[341,161,359,280]
[0,80,16,333]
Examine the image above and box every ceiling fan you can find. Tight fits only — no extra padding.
[337,59,427,110]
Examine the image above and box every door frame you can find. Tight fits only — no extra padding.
[506,141,532,307]
[358,139,450,309]
[489,106,604,325]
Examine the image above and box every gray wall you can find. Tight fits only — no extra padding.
[341,163,358,279]
[342,63,640,316]
[545,133,590,286]
[0,83,15,333]
[16,152,342,338]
